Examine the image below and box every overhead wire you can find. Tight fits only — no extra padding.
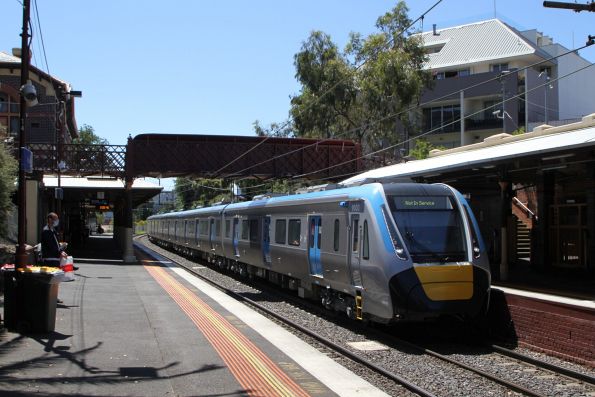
[162,15,593,200]
[290,61,595,182]
[228,41,594,178]
[32,0,51,78]
[168,41,593,198]
[209,0,444,178]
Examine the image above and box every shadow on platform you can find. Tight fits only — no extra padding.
[495,261,595,300]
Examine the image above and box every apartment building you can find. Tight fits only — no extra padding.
[414,19,595,148]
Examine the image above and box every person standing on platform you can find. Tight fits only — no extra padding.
[41,212,78,270]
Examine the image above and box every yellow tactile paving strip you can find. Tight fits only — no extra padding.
[143,261,311,397]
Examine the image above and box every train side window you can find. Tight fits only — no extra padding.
[352,219,359,252]
[241,220,249,240]
[363,220,369,259]
[309,219,315,248]
[215,220,221,237]
[333,219,340,252]
[317,218,322,249]
[199,220,209,235]
[288,219,301,246]
[225,220,231,238]
[275,219,286,244]
[249,219,259,242]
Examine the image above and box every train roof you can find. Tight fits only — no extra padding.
[147,182,455,220]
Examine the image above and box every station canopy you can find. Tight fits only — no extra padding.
[43,176,162,207]
[341,115,595,186]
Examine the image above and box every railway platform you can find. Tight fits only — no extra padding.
[0,235,388,397]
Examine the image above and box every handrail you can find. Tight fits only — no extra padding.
[512,197,537,220]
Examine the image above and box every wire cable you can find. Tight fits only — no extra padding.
[210,0,444,178]
[290,61,595,181]
[32,0,51,78]
[229,41,593,177]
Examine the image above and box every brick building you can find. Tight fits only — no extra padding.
[0,50,78,146]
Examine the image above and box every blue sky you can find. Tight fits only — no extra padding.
[2,1,594,190]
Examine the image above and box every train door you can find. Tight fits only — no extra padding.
[209,218,216,250]
[262,216,272,266]
[308,215,323,276]
[348,214,363,287]
[232,217,240,257]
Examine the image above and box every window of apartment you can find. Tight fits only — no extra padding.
[275,219,286,244]
[539,66,552,77]
[433,69,470,80]
[491,63,509,73]
[422,104,461,133]
[0,92,20,138]
[288,219,301,246]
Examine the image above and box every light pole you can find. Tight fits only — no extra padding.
[16,0,33,269]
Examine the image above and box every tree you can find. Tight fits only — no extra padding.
[288,2,431,161]
[72,124,108,145]
[409,138,445,160]
[0,141,17,237]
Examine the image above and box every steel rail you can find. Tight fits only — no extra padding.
[134,239,438,397]
[137,237,572,397]
[491,344,595,386]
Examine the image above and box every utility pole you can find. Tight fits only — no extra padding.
[543,1,595,12]
[16,0,31,269]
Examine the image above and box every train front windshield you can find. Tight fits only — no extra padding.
[387,195,467,263]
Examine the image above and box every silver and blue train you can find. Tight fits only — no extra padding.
[147,182,490,323]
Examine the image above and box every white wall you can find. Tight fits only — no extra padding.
[543,44,595,120]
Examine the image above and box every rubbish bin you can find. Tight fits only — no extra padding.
[2,269,61,333]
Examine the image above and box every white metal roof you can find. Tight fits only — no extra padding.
[43,176,162,190]
[341,115,595,185]
[418,19,540,70]
[0,51,21,63]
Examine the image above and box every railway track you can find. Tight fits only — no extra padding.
[136,236,595,397]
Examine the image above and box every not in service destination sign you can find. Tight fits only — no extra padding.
[393,196,450,210]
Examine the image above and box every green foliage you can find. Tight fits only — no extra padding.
[409,138,445,160]
[174,178,311,210]
[0,141,17,236]
[512,126,525,135]
[72,124,108,145]
[175,178,227,210]
[287,1,431,161]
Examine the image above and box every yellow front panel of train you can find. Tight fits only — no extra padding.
[414,264,473,301]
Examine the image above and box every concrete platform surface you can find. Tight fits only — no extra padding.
[0,236,388,397]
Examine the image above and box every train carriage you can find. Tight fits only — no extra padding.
[148,182,490,323]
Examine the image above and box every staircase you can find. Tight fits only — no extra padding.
[516,217,531,261]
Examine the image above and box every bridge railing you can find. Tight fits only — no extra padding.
[28,143,127,177]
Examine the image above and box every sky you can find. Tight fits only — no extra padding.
[2,0,594,190]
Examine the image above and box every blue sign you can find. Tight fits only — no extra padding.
[20,147,32,173]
